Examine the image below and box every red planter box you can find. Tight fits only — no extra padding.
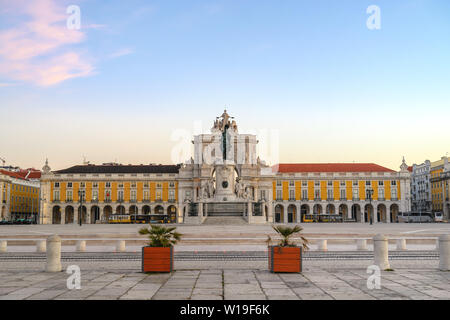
[268,246,302,273]
[142,247,173,273]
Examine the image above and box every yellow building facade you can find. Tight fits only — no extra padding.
[40,163,180,224]
[430,157,450,214]
[270,162,409,224]
[0,170,40,222]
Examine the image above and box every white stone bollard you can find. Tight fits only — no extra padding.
[0,240,7,253]
[373,234,390,270]
[356,239,368,250]
[46,235,62,272]
[116,240,126,252]
[76,240,86,252]
[317,239,327,251]
[36,240,46,253]
[396,238,407,251]
[438,234,450,271]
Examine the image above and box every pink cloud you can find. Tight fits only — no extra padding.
[0,0,94,86]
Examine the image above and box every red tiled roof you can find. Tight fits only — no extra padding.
[0,169,26,180]
[407,166,413,172]
[0,169,41,180]
[273,163,396,173]
[19,169,41,179]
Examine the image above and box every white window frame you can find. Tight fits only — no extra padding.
[302,189,308,200]
[289,189,295,199]
[276,190,282,200]
[117,190,124,201]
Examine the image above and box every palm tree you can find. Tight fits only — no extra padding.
[139,225,182,247]
[271,225,309,250]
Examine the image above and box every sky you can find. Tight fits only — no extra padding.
[0,0,449,171]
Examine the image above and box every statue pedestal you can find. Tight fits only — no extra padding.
[214,163,236,202]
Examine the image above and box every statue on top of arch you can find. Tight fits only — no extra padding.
[212,109,238,133]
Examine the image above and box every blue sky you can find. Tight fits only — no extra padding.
[1,0,449,170]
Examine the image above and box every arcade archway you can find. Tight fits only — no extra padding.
[52,206,61,224]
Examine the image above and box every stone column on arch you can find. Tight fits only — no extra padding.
[385,204,391,223]
[198,201,204,217]
[86,206,91,224]
[268,201,273,223]
[347,203,352,219]
[73,207,79,225]
[61,208,66,225]
[177,201,183,223]
[262,202,266,220]
[308,203,313,217]
[360,203,365,224]
[373,203,378,224]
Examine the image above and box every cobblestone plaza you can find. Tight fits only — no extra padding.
[0,223,449,300]
[0,266,449,300]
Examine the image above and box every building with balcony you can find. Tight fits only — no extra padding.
[430,157,450,218]
[0,168,41,222]
[271,162,410,224]
[40,163,179,224]
[411,160,432,212]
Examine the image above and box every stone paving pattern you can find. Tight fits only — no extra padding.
[0,268,449,300]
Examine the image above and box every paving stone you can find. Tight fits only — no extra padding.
[26,289,67,300]
[4,287,45,298]
[86,295,119,300]
[224,294,267,300]
[195,282,223,289]
[130,283,161,291]
[152,294,191,300]
[54,289,98,299]
[263,288,296,296]
[0,287,21,295]
[192,288,222,295]
[267,295,299,300]
[329,292,376,300]
[191,294,222,300]
[294,293,334,300]
[224,284,263,295]
[420,290,450,299]
[93,288,130,296]
[260,282,289,289]
[120,293,155,300]
[157,289,193,294]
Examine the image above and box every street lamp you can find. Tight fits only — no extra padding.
[366,187,374,225]
[419,199,424,223]
[78,190,84,227]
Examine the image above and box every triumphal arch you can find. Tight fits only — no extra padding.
[179,110,274,223]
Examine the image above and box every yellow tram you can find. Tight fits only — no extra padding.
[108,214,131,224]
